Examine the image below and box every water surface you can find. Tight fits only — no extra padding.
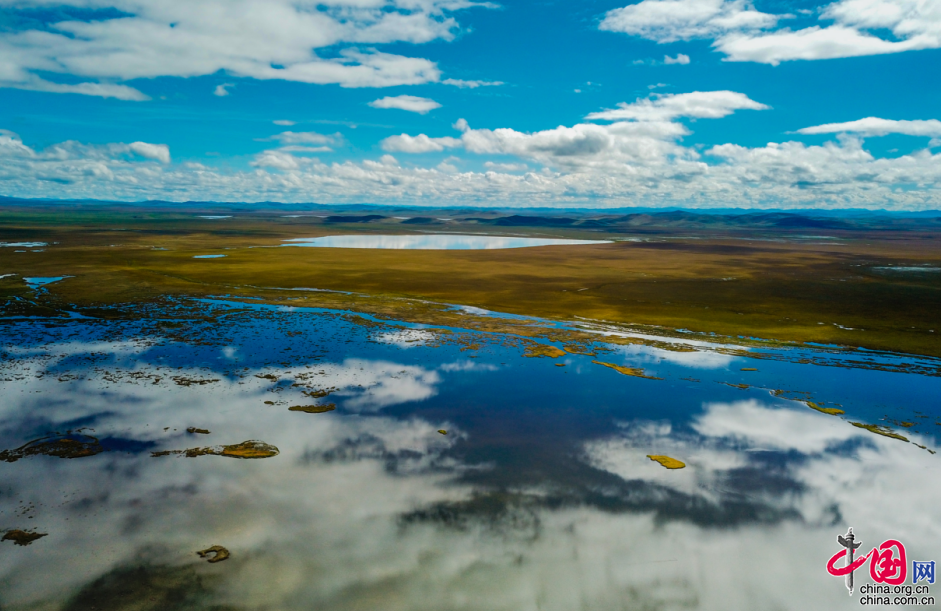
[1,298,939,610]
[283,234,612,249]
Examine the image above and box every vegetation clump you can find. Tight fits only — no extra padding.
[0,434,103,462]
[152,440,280,459]
[196,545,230,563]
[592,360,662,379]
[2,529,47,546]
[647,455,686,469]
[562,343,595,356]
[220,441,279,458]
[805,401,844,416]
[851,422,909,442]
[171,376,219,386]
[303,388,334,399]
[524,343,566,358]
[289,403,336,413]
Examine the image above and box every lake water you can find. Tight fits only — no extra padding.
[23,276,70,290]
[1,297,940,610]
[282,234,612,249]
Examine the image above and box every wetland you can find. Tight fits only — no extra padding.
[1,202,940,610]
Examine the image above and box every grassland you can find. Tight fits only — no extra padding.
[1,203,940,358]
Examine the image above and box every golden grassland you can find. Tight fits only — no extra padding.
[1,207,940,358]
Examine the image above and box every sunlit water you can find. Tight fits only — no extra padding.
[282,235,612,249]
[1,298,940,610]
[23,276,70,290]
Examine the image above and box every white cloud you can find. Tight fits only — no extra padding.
[0,0,494,98]
[663,53,691,64]
[442,78,504,88]
[273,120,297,126]
[369,94,442,114]
[601,0,941,64]
[8,76,151,101]
[600,0,780,43]
[214,83,233,97]
[251,150,301,170]
[484,161,529,172]
[381,133,462,153]
[585,90,767,122]
[692,399,853,453]
[613,343,736,369]
[264,131,339,146]
[432,92,763,168]
[128,142,170,164]
[797,117,941,138]
[716,24,931,64]
[374,329,438,348]
[4,93,941,211]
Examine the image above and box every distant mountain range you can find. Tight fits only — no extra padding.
[2,195,940,231]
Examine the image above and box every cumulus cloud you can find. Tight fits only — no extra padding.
[663,53,691,64]
[252,131,341,160]
[381,133,462,153]
[0,0,494,99]
[128,142,170,164]
[4,93,941,210]
[442,78,504,88]
[369,95,442,114]
[403,93,766,169]
[252,150,301,170]
[600,0,779,43]
[797,117,941,138]
[601,0,941,64]
[213,83,233,97]
[584,90,767,122]
[484,161,529,172]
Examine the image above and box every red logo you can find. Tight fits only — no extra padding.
[827,528,909,595]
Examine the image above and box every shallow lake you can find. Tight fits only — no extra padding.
[1,298,939,610]
[282,234,612,249]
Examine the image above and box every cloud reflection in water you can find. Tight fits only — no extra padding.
[1,311,940,611]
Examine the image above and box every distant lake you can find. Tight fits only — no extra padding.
[282,234,612,250]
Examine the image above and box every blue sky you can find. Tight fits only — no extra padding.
[1,0,940,209]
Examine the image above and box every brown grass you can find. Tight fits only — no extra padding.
[2,208,940,357]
